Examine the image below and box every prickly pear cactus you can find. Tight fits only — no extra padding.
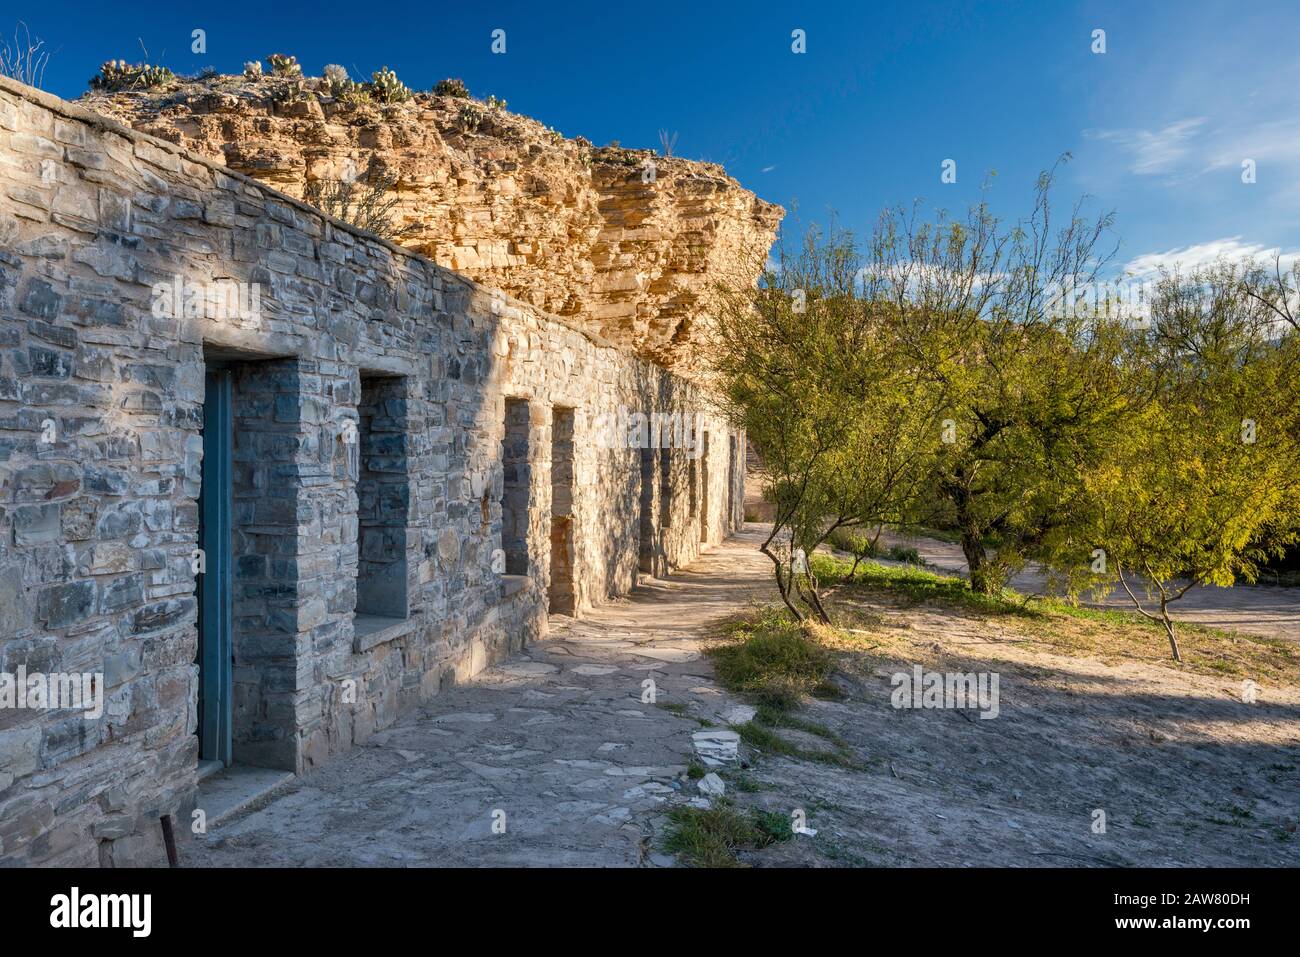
[89,60,176,92]
[267,53,301,77]
[369,66,411,104]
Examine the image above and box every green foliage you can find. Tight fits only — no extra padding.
[89,60,175,92]
[663,801,790,867]
[826,528,920,565]
[267,53,301,77]
[271,78,314,105]
[369,66,411,104]
[707,607,840,710]
[1047,263,1300,658]
[812,552,1026,616]
[457,102,484,131]
[485,93,507,111]
[713,159,1300,659]
[433,77,469,98]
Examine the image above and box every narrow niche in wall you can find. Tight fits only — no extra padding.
[659,448,673,528]
[688,454,698,518]
[699,431,710,543]
[727,434,738,525]
[500,398,531,576]
[354,373,410,639]
[638,447,655,572]
[548,406,576,616]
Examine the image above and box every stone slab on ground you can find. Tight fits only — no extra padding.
[196,766,296,829]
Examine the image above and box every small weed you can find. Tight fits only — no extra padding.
[663,801,790,867]
[707,607,840,710]
[736,720,859,769]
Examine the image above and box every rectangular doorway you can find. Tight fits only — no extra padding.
[638,447,655,573]
[197,366,234,768]
[548,407,576,616]
[501,398,531,575]
[699,431,710,543]
[727,435,737,527]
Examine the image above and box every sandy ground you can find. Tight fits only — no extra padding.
[183,525,1299,867]
[734,584,1300,867]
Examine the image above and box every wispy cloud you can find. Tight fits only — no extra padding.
[1202,119,1300,173]
[1086,118,1206,175]
[1123,237,1300,278]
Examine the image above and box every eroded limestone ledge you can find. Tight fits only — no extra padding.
[82,73,783,376]
[0,75,746,865]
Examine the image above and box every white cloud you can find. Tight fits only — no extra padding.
[1087,118,1206,175]
[1122,237,1300,278]
[1202,119,1300,172]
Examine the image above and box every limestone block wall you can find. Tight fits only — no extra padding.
[0,77,745,866]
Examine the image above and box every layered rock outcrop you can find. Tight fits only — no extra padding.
[81,72,782,375]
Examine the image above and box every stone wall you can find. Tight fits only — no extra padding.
[0,76,747,866]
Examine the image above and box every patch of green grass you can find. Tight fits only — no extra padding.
[663,801,791,867]
[656,701,689,715]
[812,552,1026,616]
[885,544,922,564]
[707,606,841,710]
[752,809,795,843]
[686,760,707,780]
[736,720,859,769]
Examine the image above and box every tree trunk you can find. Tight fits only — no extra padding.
[961,530,995,595]
[1160,598,1182,662]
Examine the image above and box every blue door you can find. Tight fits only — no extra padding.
[198,367,233,766]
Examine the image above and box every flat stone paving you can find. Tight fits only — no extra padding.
[185,527,774,867]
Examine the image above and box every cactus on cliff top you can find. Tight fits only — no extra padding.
[368,66,411,104]
[267,53,301,77]
[433,77,469,98]
[89,60,176,92]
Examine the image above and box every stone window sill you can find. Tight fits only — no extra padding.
[499,574,530,600]
[353,613,416,654]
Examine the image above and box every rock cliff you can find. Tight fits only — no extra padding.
[81,70,782,375]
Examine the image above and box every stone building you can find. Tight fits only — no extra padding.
[0,75,767,865]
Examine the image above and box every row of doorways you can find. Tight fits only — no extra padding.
[201,376,742,764]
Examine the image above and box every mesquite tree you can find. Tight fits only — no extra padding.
[1062,263,1300,660]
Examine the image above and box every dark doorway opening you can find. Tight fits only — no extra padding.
[638,447,655,573]
[197,365,234,772]
[501,398,531,575]
[354,373,410,638]
[548,407,576,616]
[727,435,738,527]
[699,431,710,543]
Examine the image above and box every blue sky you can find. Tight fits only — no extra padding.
[18,0,1300,276]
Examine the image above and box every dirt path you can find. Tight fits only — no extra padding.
[186,524,1299,867]
[874,528,1300,643]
